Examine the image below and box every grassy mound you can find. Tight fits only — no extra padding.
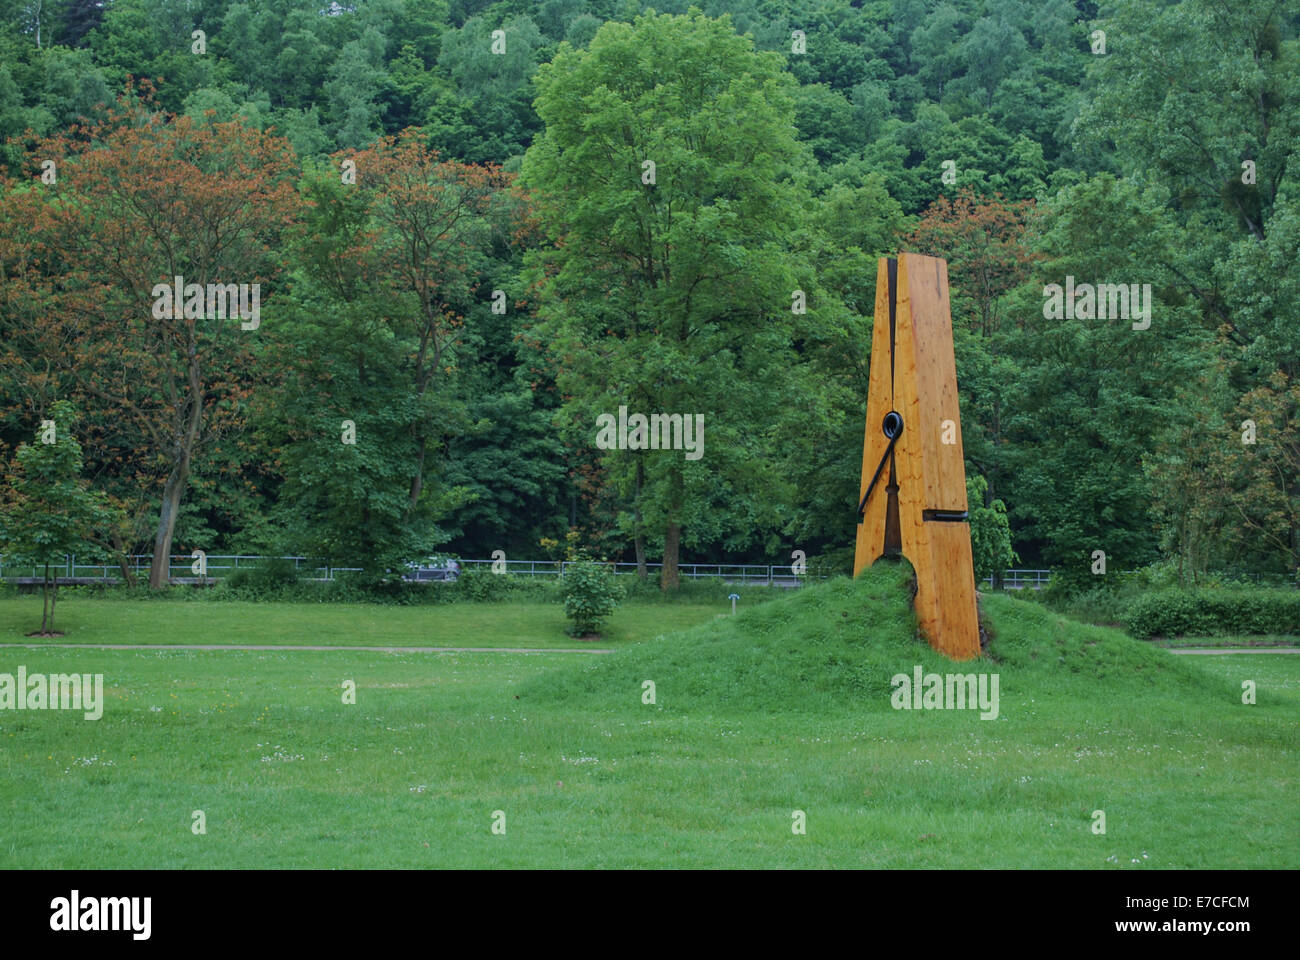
[520,560,1230,716]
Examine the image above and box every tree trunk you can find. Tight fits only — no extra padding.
[149,461,190,589]
[634,459,647,581]
[41,562,50,633]
[1292,513,1300,585]
[634,535,647,581]
[49,576,58,633]
[1178,516,1187,585]
[661,522,681,592]
[149,347,205,588]
[112,530,136,587]
[407,435,427,514]
[660,464,684,592]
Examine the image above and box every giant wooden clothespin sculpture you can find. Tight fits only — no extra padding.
[853,253,981,660]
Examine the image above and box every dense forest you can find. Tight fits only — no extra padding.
[0,0,1296,590]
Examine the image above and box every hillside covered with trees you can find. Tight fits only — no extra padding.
[0,0,1296,591]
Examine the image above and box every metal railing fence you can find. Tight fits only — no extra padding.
[0,554,1057,589]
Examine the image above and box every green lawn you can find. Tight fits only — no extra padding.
[0,594,730,648]
[1,567,1296,868]
[1150,635,1300,648]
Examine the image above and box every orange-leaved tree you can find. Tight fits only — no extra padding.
[1,86,300,587]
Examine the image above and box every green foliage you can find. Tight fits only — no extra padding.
[521,9,819,587]
[1126,589,1300,640]
[617,576,785,605]
[967,474,1017,584]
[0,405,110,565]
[325,28,390,148]
[0,402,120,631]
[208,565,560,605]
[1030,583,1135,627]
[1003,173,1199,576]
[452,568,555,602]
[2,0,1298,587]
[560,560,622,635]
[59,0,107,48]
[221,556,302,600]
[807,548,854,580]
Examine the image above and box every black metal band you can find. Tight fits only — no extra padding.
[922,509,969,522]
[857,411,903,521]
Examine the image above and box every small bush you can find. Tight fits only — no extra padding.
[220,557,303,600]
[451,569,557,602]
[1037,568,1096,602]
[1125,588,1300,639]
[968,474,1017,583]
[805,548,854,580]
[618,576,784,604]
[315,569,558,605]
[560,561,622,636]
[1035,566,1144,616]
[1037,583,1136,625]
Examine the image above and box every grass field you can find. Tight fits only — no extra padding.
[1151,635,1300,649]
[2,565,1296,868]
[0,594,730,648]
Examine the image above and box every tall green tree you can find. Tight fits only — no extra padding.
[1004,174,1202,579]
[784,174,910,555]
[1074,0,1300,577]
[273,136,512,572]
[59,0,105,48]
[521,10,814,589]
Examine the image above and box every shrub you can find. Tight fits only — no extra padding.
[967,475,1017,583]
[805,547,854,580]
[1037,567,1097,602]
[220,556,303,600]
[452,569,557,602]
[617,576,784,604]
[560,561,622,636]
[1125,588,1300,639]
[1047,584,1132,625]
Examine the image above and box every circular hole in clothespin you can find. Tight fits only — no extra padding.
[882,411,903,439]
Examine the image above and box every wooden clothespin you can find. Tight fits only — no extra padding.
[853,253,981,660]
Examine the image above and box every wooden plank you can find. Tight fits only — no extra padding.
[916,522,981,660]
[900,253,967,512]
[897,254,979,660]
[853,258,896,577]
[892,256,941,646]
